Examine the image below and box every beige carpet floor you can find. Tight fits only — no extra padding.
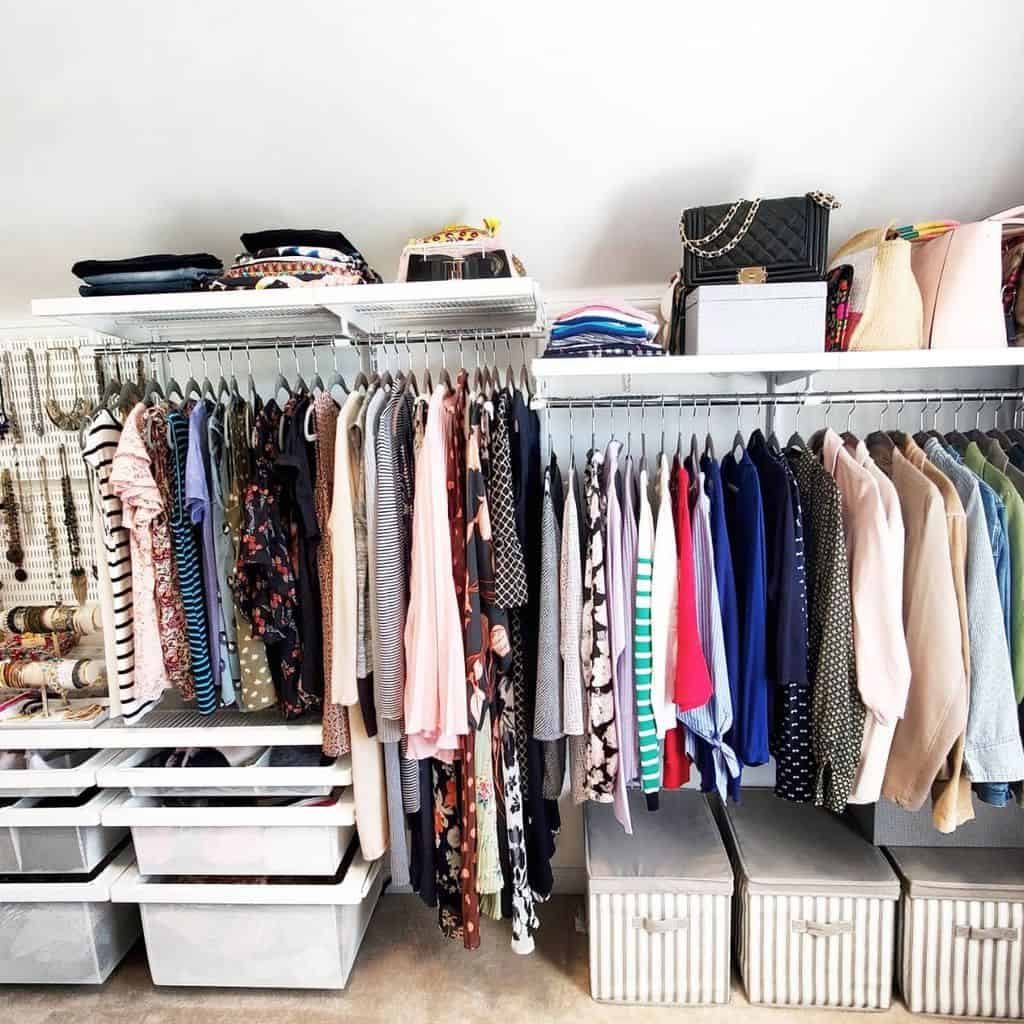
[6,895,947,1023]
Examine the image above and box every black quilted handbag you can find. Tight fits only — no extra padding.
[681,192,840,287]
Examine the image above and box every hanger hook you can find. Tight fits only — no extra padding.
[976,395,986,431]
[847,401,855,434]
[954,394,965,431]
[660,396,666,455]
[590,398,596,451]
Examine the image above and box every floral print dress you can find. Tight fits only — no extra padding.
[232,400,306,717]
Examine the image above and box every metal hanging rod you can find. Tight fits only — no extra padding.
[89,328,536,356]
[536,388,1024,409]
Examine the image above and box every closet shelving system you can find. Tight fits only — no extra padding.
[22,277,1024,747]
[3,277,1022,989]
[24,277,545,750]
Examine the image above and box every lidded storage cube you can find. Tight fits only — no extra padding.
[585,791,733,1006]
[889,847,1024,1018]
[718,790,900,1010]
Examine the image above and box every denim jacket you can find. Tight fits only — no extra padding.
[925,439,1024,787]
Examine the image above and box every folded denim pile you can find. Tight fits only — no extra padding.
[542,302,664,358]
[210,228,381,290]
[71,253,223,297]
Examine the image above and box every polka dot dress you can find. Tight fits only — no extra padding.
[786,448,866,814]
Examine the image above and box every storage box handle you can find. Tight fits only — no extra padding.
[954,925,1019,942]
[793,919,854,938]
[632,915,688,934]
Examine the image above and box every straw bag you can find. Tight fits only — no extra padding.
[896,211,1024,350]
[828,226,924,351]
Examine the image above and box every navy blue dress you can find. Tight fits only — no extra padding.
[720,446,770,773]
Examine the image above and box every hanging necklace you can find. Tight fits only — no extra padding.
[0,363,10,441]
[57,445,87,604]
[1,354,22,443]
[0,468,26,582]
[23,350,46,437]
[37,456,62,605]
[44,349,92,431]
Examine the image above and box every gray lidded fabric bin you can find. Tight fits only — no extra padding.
[889,847,1024,1018]
[718,790,900,1010]
[585,791,733,1005]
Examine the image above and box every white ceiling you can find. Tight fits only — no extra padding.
[2,0,1022,321]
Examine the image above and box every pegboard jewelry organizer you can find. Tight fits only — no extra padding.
[0,336,99,606]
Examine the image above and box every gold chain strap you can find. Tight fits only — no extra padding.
[680,191,840,259]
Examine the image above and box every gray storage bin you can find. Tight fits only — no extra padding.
[113,849,383,989]
[585,791,733,1005]
[0,848,139,984]
[718,790,900,1010]
[890,847,1024,1017]
[1,789,127,874]
[850,799,1024,848]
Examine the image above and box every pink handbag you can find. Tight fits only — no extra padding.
[903,207,1024,349]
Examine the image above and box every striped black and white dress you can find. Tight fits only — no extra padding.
[82,409,147,720]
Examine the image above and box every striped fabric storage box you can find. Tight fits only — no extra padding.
[585,791,733,1006]
[718,791,900,1010]
[890,847,1024,1018]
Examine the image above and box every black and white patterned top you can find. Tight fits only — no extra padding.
[786,448,866,814]
[490,391,529,609]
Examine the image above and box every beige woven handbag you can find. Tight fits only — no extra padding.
[829,226,924,351]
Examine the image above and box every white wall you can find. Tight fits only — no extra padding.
[1,0,1023,320]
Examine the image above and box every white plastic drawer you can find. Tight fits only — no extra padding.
[0,789,127,874]
[112,852,383,989]
[0,847,140,985]
[98,747,352,797]
[0,749,119,797]
[103,789,356,877]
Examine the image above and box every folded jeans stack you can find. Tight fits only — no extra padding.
[71,253,223,297]
[542,302,664,358]
[211,228,381,291]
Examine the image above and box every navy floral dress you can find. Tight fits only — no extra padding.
[232,400,307,717]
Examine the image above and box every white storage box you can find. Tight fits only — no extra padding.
[113,849,383,989]
[98,747,351,797]
[890,847,1024,1018]
[684,281,826,356]
[103,789,355,876]
[718,791,900,1010]
[585,791,733,1006]
[0,789,127,874]
[0,748,119,797]
[0,847,139,984]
